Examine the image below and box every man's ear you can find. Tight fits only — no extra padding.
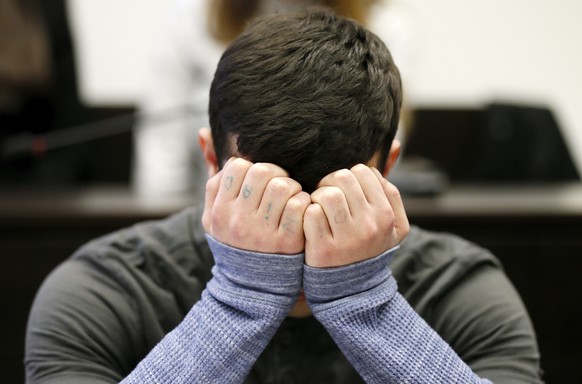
[198,127,219,177]
[383,139,401,177]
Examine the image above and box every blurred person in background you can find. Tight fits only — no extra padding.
[133,0,416,200]
[0,0,84,185]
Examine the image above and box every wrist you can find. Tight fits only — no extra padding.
[206,234,304,313]
[303,246,398,309]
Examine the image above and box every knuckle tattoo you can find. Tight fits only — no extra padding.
[333,209,348,224]
[282,217,297,234]
[264,202,273,220]
[224,176,234,191]
[242,184,252,199]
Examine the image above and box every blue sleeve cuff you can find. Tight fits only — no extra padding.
[206,234,305,297]
[303,246,398,305]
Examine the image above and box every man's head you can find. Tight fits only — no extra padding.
[204,9,402,192]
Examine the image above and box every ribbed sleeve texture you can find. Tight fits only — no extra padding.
[122,237,492,383]
[304,247,493,384]
[121,235,304,383]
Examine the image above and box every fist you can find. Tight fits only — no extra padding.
[202,158,311,254]
[304,164,409,268]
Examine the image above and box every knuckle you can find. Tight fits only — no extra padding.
[205,179,214,193]
[351,163,370,176]
[205,181,215,195]
[321,187,344,206]
[285,197,303,213]
[269,177,300,196]
[386,183,401,199]
[283,177,302,192]
[234,226,251,242]
[205,172,221,192]
[206,178,220,193]
[267,177,289,195]
[379,202,395,217]
[362,220,380,238]
[332,168,355,184]
[229,158,252,173]
[297,192,312,208]
[248,163,271,180]
[305,203,323,221]
[389,209,397,223]
[383,209,396,229]
[258,162,287,175]
[362,230,378,246]
[227,215,248,240]
[210,208,222,225]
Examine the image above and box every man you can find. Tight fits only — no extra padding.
[25,9,543,383]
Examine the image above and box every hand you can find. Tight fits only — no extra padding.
[202,158,311,254]
[304,164,409,268]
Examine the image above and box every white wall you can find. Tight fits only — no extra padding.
[68,0,582,173]
[68,0,165,104]
[405,0,582,173]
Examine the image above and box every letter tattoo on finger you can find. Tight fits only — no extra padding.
[242,185,252,199]
[334,209,347,224]
[265,202,272,220]
[282,217,297,234]
[224,176,234,190]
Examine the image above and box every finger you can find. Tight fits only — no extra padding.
[310,186,351,236]
[238,163,289,211]
[371,166,386,185]
[278,191,311,236]
[318,169,366,217]
[202,169,224,232]
[351,164,388,207]
[223,156,236,168]
[215,158,252,202]
[374,169,410,241]
[303,203,332,244]
[258,177,302,223]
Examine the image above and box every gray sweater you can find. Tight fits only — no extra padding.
[25,207,543,383]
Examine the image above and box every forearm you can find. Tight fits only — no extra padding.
[304,249,492,384]
[122,236,303,383]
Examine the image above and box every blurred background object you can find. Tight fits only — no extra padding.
[0,0,134,187]
[7,0,581,191]
[0,0,84,185]
[394,102,580,195]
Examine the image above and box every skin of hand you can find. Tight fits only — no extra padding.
[202,157,311,255]
[304,164,410,268]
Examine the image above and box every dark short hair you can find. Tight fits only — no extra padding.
[209,9,402,193]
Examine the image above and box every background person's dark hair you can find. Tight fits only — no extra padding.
[209,9,402,193]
